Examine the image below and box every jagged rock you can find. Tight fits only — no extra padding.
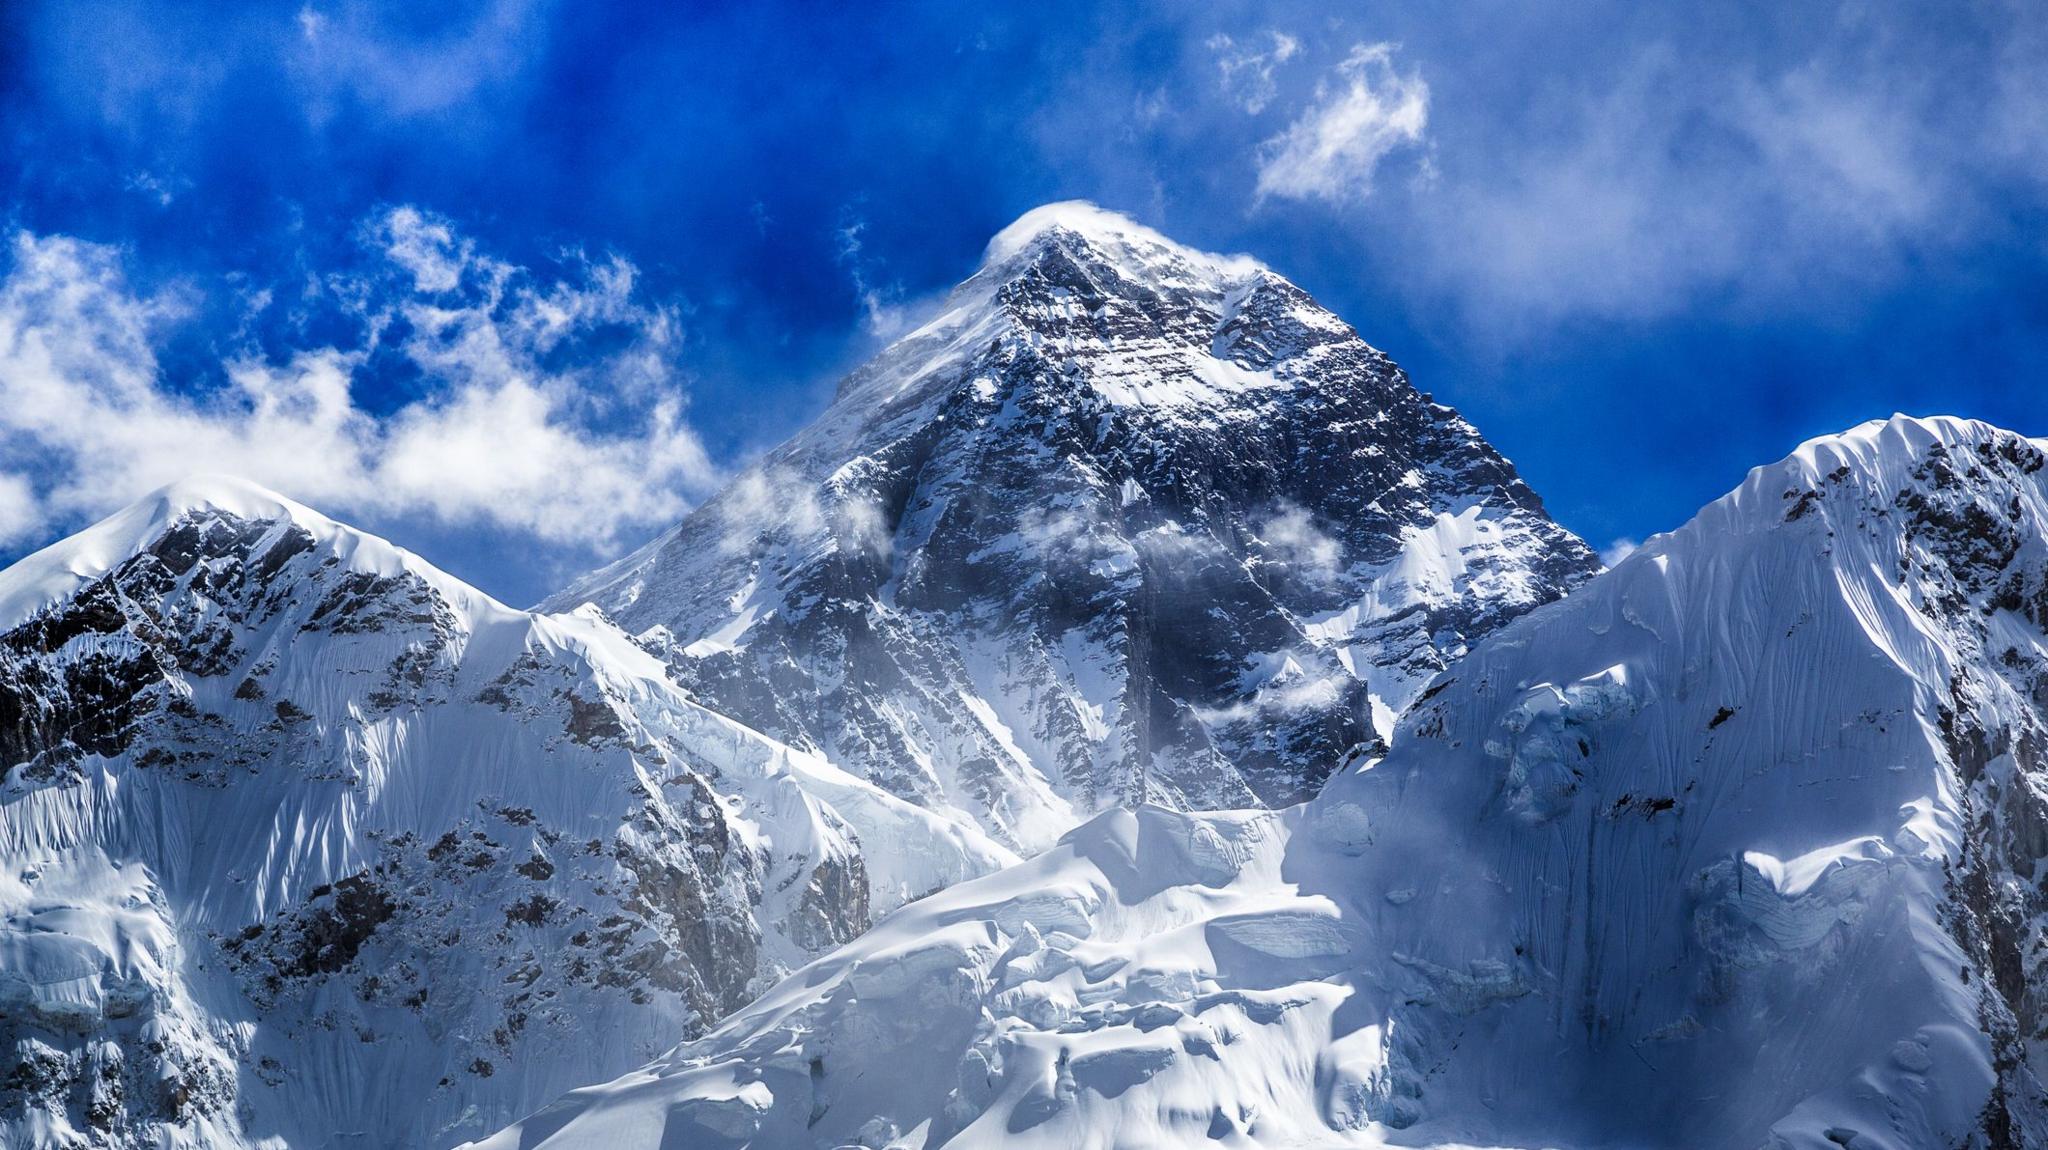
[2,204,1602,1148]
[479,416,2048,1150]
[548,203,1597,851]
[0,478,1010,1149]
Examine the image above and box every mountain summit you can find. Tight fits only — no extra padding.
[0,478,1009,1148]
[549,202,1599,850]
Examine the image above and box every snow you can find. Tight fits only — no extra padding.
[0,481,1015,1148]
[980,201,1266,283]
[1072,351,1287,410]
[473,413,2048,1150]
[0,473,481,631]
[1,205,1607,1148]
[544,199,1596,854]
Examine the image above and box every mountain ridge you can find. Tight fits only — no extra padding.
[478,412,2048,1150]
[0,478,1011,1148]
[0,473,497,632]
[547,200,1600,852]
[4,203,1605,1149]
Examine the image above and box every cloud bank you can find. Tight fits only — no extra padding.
[0,207,714,547]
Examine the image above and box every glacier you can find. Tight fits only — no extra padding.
[0,203,1602,1149]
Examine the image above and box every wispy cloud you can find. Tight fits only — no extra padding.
[290,0,551,121]
[1191,649,1350,726]
[374,206,475,293]
[835,213,910,340]
[0,473,37,545]
[1393,21,2025,334]
[0,208,714,547]
[1254,42,1429,206]
[709,466,891,560]
[1599,538,1639,568]
[1257,503,1343,580]
[123,170,188,208]
[1206,31,1300,115]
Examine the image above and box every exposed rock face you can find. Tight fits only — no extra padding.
[0,478,1009,1149]
[549,203,1599,851]
[477,416,2048,1150]
[0,203,1601,1148]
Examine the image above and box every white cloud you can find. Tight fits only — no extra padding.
[1191,650,1350,726]
[715,468,824,551]
[0,473,40,545]
[0,209,715,548]
[290,0,547,121]
[1206,31,1300,115]
[1257,503,1342,580]
[835,216,910,340]
[1392,20,2026,334]
[1599,537,1639,568]
[1014,505,1097,555]
[709,467,892,561]
[373,205,476,294]
[1254,42,1429,205]
[1132,86,1170,128]
[124,170,187,207]
[1734,65,1938,240]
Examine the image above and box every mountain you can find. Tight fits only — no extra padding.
[546,202,1599,853]
[0,477,1011,1149]
[476,415,2048,1150]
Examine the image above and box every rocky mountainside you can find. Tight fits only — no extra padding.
[0,478,1010,1149]
[548,202,1599,853]
[479,415,2048,1150]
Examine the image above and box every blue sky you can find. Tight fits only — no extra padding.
[2,0,2045,604]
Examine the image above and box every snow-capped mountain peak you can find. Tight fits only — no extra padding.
[833,201,1289,414]
[1690,411,2043,537]
[0,473,483,632]
[978,200,1267,287]
[0,482,1010,1148]
[550,204,1599,852]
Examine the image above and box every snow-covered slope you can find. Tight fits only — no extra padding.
[547,202,1598,853]
[0,477,1012,1149]
[478,415,2048,1149]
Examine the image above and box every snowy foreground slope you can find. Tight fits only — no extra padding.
[548,202,1598,853]
[478,415,2048,1150]
[0,478,1010,1148]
